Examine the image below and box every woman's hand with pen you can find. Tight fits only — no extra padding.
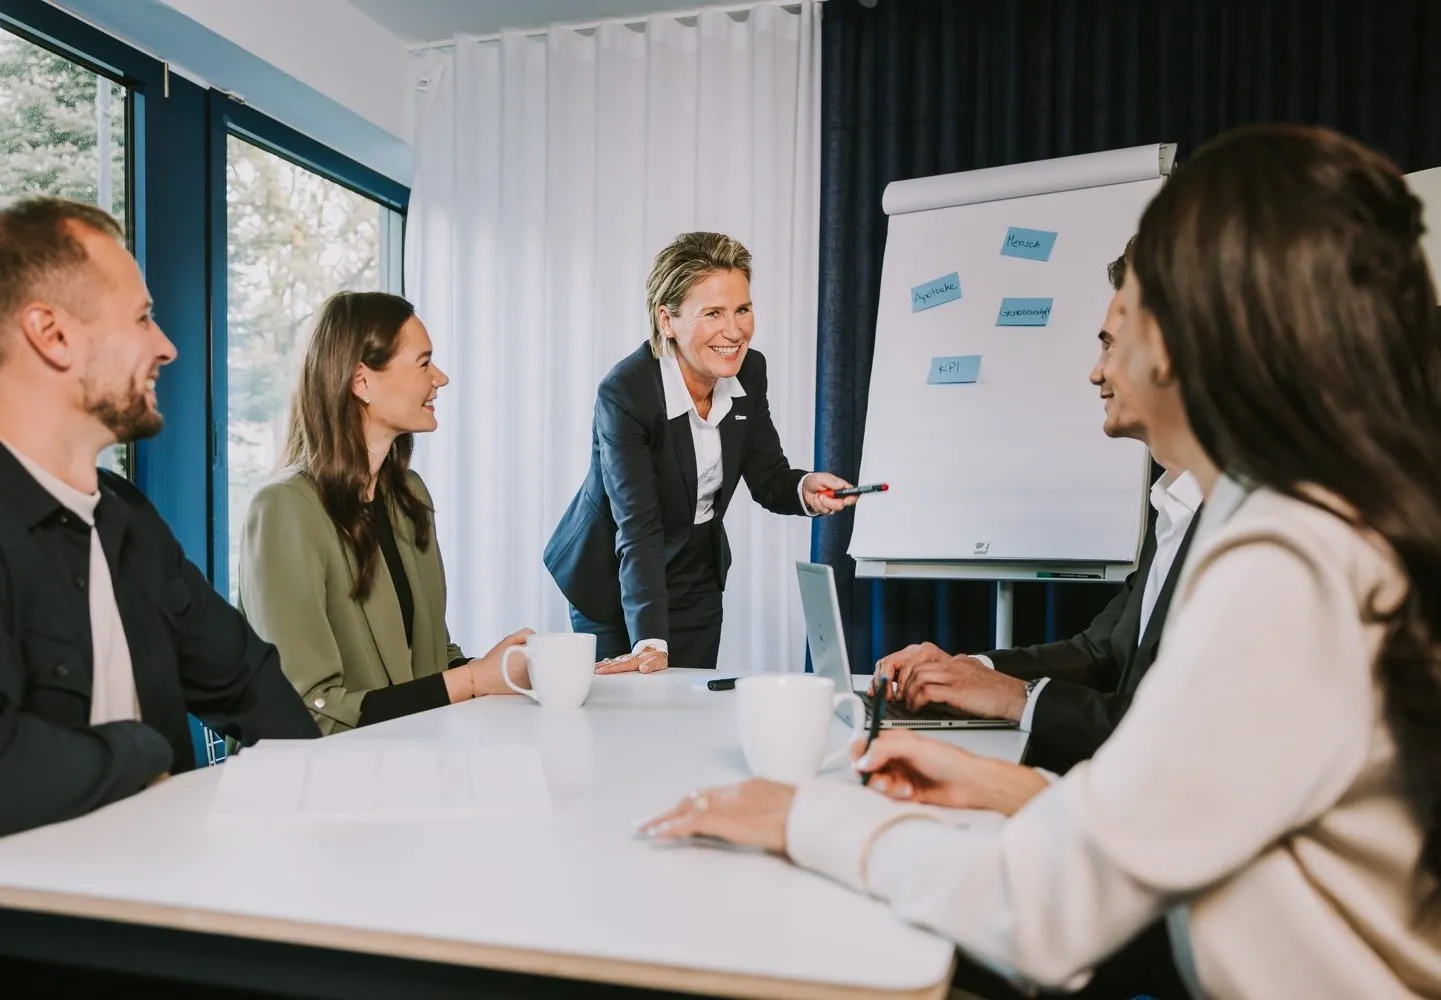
[854,731,1051,816]
[800,472,858,516]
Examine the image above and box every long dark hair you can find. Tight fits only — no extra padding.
[284,291,433,600]
[1132,123,1441,917]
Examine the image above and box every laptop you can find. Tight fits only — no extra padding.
[796,561,1018,731]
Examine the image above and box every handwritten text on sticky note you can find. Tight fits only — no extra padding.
[1000,227,1058,261]
[996,297,1054,327]
[928,355,982,384]
[911,272,962,312]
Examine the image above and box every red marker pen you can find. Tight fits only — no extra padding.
[819,483,889,499]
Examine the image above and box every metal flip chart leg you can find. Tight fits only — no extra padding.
[994,581,1014,649]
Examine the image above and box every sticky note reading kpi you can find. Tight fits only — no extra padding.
[1000,227,1058,261]
[928,355,981,384]
[996,297,1054,327]
[911,272,962,312]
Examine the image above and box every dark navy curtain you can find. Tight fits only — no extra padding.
[814,0,1441,673]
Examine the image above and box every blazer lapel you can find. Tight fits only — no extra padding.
[393,503,441,673]
[670,413,699,516]
[1134,505,1204,669]
[1110,527,1155,662]
[717,395,748,517]
[358,503,413,687]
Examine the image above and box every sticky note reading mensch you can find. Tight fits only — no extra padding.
[928,355,981,384]
[996,297,1054,327]
[1000,227,1058,261]
[911,272,962,312]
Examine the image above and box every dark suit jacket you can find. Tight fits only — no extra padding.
[544,343,808,647]
[0,447,319,837]
[985,509,1202,774]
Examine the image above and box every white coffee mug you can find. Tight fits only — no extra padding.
[736,674,866,784]
[502,632,596,709]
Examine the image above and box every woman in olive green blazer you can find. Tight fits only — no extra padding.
[238,292,530,734]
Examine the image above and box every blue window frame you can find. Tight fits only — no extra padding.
[208,93,408,600]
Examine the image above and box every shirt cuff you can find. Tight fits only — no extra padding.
[973,654,995,670]
[786,779,937,894]
[632,638,668,656]
[798,473,820,517]
[1017,677,1050,733]
[356,672,451,728]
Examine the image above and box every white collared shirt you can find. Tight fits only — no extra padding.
[634,352,817,657]
[976,468,1202,731]
[2,441,139,725]
[658,351,744,526]
[1138,468,1204,635]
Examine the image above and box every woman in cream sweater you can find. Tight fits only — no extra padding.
[640,124,1441,999]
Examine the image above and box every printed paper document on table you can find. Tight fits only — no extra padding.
[211,739,553,821]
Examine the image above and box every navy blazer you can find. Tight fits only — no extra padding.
[544,343,808,647]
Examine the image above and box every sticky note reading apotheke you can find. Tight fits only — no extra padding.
[996,297,1054,327]
[1000,227,1058,262]
[928,355,981,384]
[911,272,962,312]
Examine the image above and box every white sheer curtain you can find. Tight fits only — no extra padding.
[405,2,821,673]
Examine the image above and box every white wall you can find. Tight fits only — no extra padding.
[44,0,413,182]
[154,0,411,144]
[1408,166,1441,279]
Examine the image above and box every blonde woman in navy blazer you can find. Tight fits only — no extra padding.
[544,233,855,673]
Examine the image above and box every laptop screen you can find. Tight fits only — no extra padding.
[795,561,855,692]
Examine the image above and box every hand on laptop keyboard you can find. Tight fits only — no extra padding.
[871,643,1027,723]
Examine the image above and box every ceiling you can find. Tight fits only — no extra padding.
[342,0,756,44]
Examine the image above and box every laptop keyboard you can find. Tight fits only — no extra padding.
[859,692,987,722]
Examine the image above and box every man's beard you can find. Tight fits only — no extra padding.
[83,376,163,443]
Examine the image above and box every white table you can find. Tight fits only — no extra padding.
[0,671,1027,999]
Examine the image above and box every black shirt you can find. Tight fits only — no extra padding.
[351,492,462,728]
[0,445,319,838]
[372,493,414,648]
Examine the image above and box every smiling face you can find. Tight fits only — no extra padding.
[1105,268,1197,470]
[1088,288,1148,443]
[354,315,448,436]
[658,268,754,386]
[69,226,176,443]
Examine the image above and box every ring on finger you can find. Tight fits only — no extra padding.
[686,790,710,812]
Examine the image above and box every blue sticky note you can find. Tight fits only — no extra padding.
[996,297,1054,327]
[910,272,962,312]
[1000,227,1058,261]
[927,355,981,385]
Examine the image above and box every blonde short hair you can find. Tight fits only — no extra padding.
[645,232,753,358]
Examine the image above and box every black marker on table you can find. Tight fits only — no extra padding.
[820,482,889,499]
[859,682,887,786]
[706,677,737,691]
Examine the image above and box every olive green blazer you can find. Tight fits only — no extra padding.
[237,469,463,734]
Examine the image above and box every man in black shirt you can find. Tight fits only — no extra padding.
[0,196,318,838]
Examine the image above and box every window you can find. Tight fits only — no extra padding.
[0,23,130,475]
[222,132,404,598]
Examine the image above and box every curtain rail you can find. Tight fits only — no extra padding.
[406,0,822,52]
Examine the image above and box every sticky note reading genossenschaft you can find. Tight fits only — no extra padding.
[911,272,962,312]
[996,297,1054,327]
[927,355,981,384]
